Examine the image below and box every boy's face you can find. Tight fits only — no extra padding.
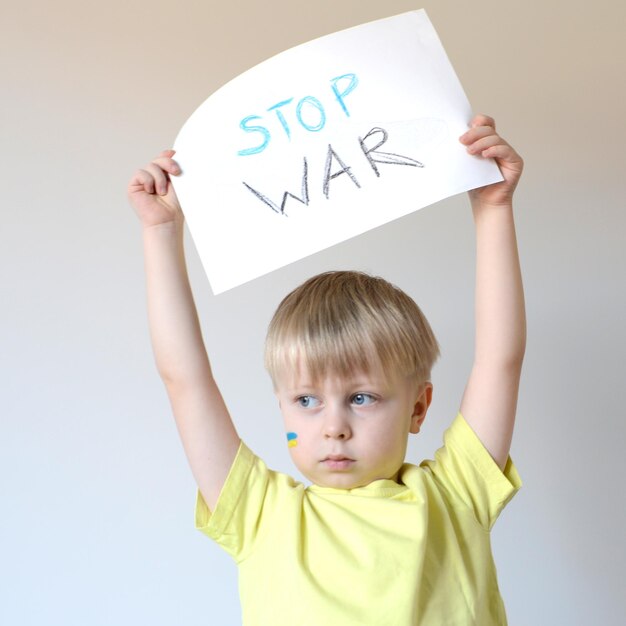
[274,362,432,489]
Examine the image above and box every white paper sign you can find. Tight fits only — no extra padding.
[172,10,503,294]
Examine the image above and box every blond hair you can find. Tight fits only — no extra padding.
[265,271,439,386]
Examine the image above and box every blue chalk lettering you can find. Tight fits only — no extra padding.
[267,98,294,139]
[237,115,271,156]
[330,73,359,117]
[296,96,326,132]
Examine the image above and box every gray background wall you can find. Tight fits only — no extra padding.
[2,1,625,624]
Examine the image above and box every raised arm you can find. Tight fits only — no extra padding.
[128,150,240,509]
[458,116,526,469]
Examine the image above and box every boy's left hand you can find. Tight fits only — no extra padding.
[460,114,524,208]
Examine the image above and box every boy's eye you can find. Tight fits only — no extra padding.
[297,395,320,408]
[351,393,376,406]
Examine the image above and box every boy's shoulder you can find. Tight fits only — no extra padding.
[415,413,521,529]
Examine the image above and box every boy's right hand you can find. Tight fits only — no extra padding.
[127,149,183,228]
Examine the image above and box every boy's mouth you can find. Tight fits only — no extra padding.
[322,455,355,470]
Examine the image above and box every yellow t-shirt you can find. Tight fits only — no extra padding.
[195,414,521,625]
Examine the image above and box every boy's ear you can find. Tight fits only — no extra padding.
[410,383,433,434]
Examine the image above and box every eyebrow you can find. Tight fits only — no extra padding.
[280,375,390,393]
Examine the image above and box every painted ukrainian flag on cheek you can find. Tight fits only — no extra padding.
[286,432,298,448]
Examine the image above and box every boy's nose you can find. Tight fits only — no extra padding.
[323,409,352,440]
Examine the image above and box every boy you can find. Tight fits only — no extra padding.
[128,115,525,625]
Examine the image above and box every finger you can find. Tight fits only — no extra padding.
[481,143,523,167]
[459,124,498,146]
[129,169,156,195]
[466,134,505,155]
[470,114,496,130]
[469,137,523,172]
[152,155,181,176]
[144,162,171,196]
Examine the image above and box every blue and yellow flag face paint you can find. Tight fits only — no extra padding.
[286,432,298,448]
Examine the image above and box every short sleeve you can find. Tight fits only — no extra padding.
[420,413,522,530]
[195,441,269,561]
